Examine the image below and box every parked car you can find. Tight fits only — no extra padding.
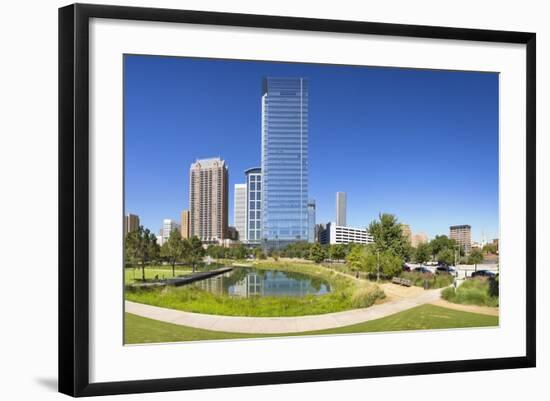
[402,264,411,272]
[471,270,496,278]
[413,267,432,275]
[436,266,457,276]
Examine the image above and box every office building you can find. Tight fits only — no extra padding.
[124,213,140,237]
[450,224,472,254]
[336,192,347,226]
[245,167,262,244]
[411,232,429,247]
[233,183,247,241]
[189,157,229,243]
[261,77,309,247]
[307,199,316,243]
[400,224,412,243]
[319,222,374,245]
[160,218,180,245]
[315,223,326,243]
[180,210,190,239]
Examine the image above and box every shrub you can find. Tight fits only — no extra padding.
[442,278,498,307]
[351,286,386,308]
[400,272,453,289]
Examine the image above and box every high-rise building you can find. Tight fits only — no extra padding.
[189,157,229,243]
[233,183,247,241]
[261,77,309,247]
[160,218,180,245]
[124,213,140,237]
[180,210,190,239]
[245,167,262,244]
[336,192,347,226]
[319,222,374,245]
[307,199,316,243]
[450,224,472,254]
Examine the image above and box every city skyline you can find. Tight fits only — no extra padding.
[124,55,499,242]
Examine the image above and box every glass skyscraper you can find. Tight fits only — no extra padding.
[261,77,309,247]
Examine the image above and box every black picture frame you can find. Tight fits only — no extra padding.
[58,3,536,397]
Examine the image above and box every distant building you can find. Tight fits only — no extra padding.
[411,232,429,248]
[315,223,326,243]
[245,167,262,244]
[319,222,374,245]
[233,183,247,241]
[307,199,316,243]
[400,224,412,244]
[124,214,140,237]
[160,218,180,245]
[336,192,347,226]
[227,226,239,241]
[189,157,229,243]
[261,77,308,246]
[450,224,472,254]
[180,210,190,239]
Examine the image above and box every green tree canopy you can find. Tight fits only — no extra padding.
[468,249,484,271]
[160,229,185,277]
[184,236,205,272]
[368,213,410,260]
[415,242,432,265]
[437,248,455,266]
[329,244,346,261]
[345,244,402,279]
[429,235,457,258]
[309,243,327,264]
[125,226,159,281]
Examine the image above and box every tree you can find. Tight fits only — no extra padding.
[368,213,410,260]
[345,244,402,279]
[309,243,327,264]
[429,235,456,259]
[329,244,346,261]
[482,243,497,255]
[468,249,484,272]
[437,248,455,266]
[160,229,185,277]
[230,244,248,260]
[183,236,205,272]
[125,226,159,281]
[415,243,432,265]
[254,247,266,260]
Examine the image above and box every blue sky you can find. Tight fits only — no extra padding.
[124,55,499,242]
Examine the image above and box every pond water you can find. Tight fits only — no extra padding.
[193,267,331,298]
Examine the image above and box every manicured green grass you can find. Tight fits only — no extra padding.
[125,261,385,317]
[124,266,192,284]
[124,304,499,344]
[442,278,499,307]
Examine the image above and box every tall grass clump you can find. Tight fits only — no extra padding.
[442,277,499,307]
[400,272,454,289]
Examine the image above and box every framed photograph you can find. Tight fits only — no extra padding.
[58,3,536,397]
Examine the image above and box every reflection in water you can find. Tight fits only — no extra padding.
[194,268,331,298]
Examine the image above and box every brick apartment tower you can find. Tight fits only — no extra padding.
[180,210,190,239]
[189,158,229,242]
[450,224,472,255]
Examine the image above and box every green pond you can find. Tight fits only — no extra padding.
[193,267,331,298]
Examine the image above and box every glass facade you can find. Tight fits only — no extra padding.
[261,77,309,246]
[245,168,262,243]
[307,199,315,243]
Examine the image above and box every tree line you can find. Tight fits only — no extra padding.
[125,226,205,280]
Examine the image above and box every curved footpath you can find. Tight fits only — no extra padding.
[125,287,443,334]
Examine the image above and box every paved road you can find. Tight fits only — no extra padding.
[125,288,443,334]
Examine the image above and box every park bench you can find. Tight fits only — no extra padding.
[392,277,412,287]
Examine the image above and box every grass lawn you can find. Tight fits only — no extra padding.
[124,266,193,284]
[125,261,385,317]
[124,304,499,344]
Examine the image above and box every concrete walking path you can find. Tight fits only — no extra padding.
[125,288,443,334]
